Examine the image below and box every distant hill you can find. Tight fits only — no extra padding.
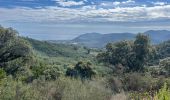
[72,32,135,48]
[144,30,170,44]
[72,30,170,48]
[49,30,170,48]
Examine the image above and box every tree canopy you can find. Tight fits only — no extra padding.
[0,26,32,76]
[97,34,151,72]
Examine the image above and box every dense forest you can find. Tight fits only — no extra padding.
[0,26,170,100]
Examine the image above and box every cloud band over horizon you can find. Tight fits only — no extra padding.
[0,0,170,40]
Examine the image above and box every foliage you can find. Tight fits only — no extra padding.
[0,27,32,63]
[42,65,63,80]
[66,61,96,79]
[0,76,43,100]
[0,68,6,82]
[158,40,170,59]
[130,83,170,100]
[154,83,170,100]
[123,73,151,92]
[97,41,133,66]
[97,34,151,72]
[132,34,151,71]
[107,77,123,93]
[160,58,170,75]
[0,27,33,78]
[0,77,112,100]
[25,37,88,58]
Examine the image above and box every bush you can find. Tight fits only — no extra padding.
[0,68,6,80]
[66,61,96,79]
[43,65,63,80]
[160,58,170,76]
[0,76,43,100]
[123,73,156,92]
[31,77,112,100]
[154,83,170,100]
[107,77,123,93]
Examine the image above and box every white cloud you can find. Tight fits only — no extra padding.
[99,0,136,8]
[82,5,96,10]
[0,4,170,23]
[113,1,121,6]
[122,0,135,4]
[152,1,167,6]
[100,1,121,7]
[112,0,135,6]
[100,3,108,6]
[54,0,85,7]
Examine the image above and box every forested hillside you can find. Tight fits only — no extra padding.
[0,26,170,100]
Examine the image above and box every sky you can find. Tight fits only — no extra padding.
[0,0,170,40]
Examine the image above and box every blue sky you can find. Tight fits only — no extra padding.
[0,0,170,40]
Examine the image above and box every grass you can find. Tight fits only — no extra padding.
[0,76,113,100]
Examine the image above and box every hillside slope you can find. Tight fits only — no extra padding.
[25,38,89,58]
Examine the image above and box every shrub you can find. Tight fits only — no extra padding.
[107,77,123,93]
[0,68,6,80]
[154,83,170,100]
[160,58,170,76]
[31,77,112,100]
[123,73,155,92]
[43,65,63,80]
[0,76,43,100]
[66,61,96,79]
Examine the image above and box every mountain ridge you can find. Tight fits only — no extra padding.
[49,30,170,48]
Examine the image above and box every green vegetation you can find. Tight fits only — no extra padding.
[0,26,170,100]
[97,34,152,72]
[155,83,170,100]
[66,61,96,79]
